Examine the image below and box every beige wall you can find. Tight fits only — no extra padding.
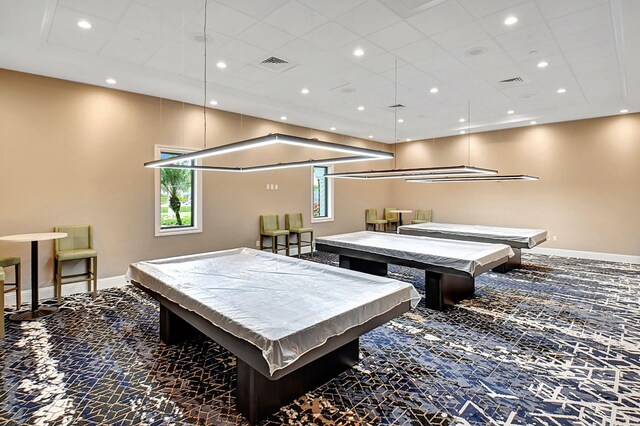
[390,115,640,256]
[0,69,393,286]
[1,69,638,290]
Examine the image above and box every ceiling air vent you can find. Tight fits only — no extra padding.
[388,104,406,109]
[498,76,529,88]
[257,55,298,73]
[379,0,449,18]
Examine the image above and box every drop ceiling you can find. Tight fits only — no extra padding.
[1,0,638,143]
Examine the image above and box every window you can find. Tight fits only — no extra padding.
[154,145,202,236]
[312,166,333,222]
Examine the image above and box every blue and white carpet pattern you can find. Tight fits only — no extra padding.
[0,253,638,425]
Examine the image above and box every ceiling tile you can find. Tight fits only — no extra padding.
[298,0,367,19]
[367,21,424,51]
[185,3,257,38]
[412,53,460,74]
[58,0,131,22]
[457,0,529,18]
[555,25,615,53]
[547,4,611,38]
[111,25,165,53]
[536,0,607,20]
[334,39,385,65]
[214,39,268,64]
[493,22,553,52]
[263,1,328,38]
[233,65,274,84]
[215,0,289,20]
[431,22,490,51]
[302,21,360,51]
[240,22,291,52]
[51,6,118,41]
[100,39,154,64]
[145,41,200,74]
[393,39,445,63]
[120,2,165,35]
[274,38,327,65]
[335,0,401,37]
[406,1,474,37]
[477,1,544,37]
[48,26,107,54]
[505,39,561,62]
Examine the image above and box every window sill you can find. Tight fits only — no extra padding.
[155,227,202,237]
[311,217,334,224]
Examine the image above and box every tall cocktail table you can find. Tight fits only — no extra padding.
[0,232,67,320]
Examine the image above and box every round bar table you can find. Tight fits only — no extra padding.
[388,209,412,226]
[0,232,67,320]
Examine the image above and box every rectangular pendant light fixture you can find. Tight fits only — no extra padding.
[324,165,497,179]
[144,133,393,170]
[406,174,539,183]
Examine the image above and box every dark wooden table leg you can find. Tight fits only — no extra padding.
[424,271,475,310]
[237,338,359,424]
[339,255,387,276]
[492,247,522,273]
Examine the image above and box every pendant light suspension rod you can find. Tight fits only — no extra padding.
[406,175,539,183]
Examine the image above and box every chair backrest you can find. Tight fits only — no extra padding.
[384,208,398,221]
[416,209,432,221]
[54,225,93,253]
[285,213,303,230]
[259,215,280,234]
[365,208,378,223]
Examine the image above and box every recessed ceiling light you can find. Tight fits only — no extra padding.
[280,116,287,121]
[406,138,412,142]
[504,16,518,26]
[209,100,218,106]
[430,87,439,94]
[353,48,364,57]
[105,78,117,85]
[77,20,92,29]
[507,110,515,115]
[330,127,336,131]
[216,61,227,69]
[537,60,548,68]
[557,88,567,94]
[368,135,374,139]
[357,105,365,111]
[397,118,404,123]
[301,88,309,95]
[459,130,466,134]
[619,109,629,113]
[458,118,466,123]
[530,120,537,125]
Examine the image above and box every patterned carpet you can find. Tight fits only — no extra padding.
[0,253,638,425]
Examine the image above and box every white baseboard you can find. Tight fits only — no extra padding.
[4,275,128,306]
[527,247,640,265]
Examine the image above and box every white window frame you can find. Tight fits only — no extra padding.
[154,145,203,237]
[311,165,334,223]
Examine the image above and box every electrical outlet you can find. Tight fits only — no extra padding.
[274,184,278,190]
[256,240,260,247]
[265,184,269,190]
[552,235,557,241]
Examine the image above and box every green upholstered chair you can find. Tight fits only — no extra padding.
[384,207,400,231]
[411,209,433,224]
[285,213,313,258]
[0,267,4,339]
[259,215,290,256]
[0,257,21,308]
[54,225,98,303]
[365,209,387,232]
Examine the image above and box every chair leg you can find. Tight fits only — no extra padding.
[92,257,98,300]
[86,258,92,293]
[259,235,264,251]
[285,235,290,257]
[15,262,21,308]
[56,259,63,304]
[272,236,277,254]
[0,278,4,339]
[310,231,314,257]
[297,233,302,258]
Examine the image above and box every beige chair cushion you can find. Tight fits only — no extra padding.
[56,249,98,261]
[0,257,20,268]
[289,227,313,233]
[0,267,4,282]
[262,230,289,237]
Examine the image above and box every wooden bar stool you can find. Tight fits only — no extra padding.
[0,257,21,309]
[54,225,98,302]
[259,215,290,256]
[285,213,313,257]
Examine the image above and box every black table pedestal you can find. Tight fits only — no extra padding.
[9,240,58,321]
